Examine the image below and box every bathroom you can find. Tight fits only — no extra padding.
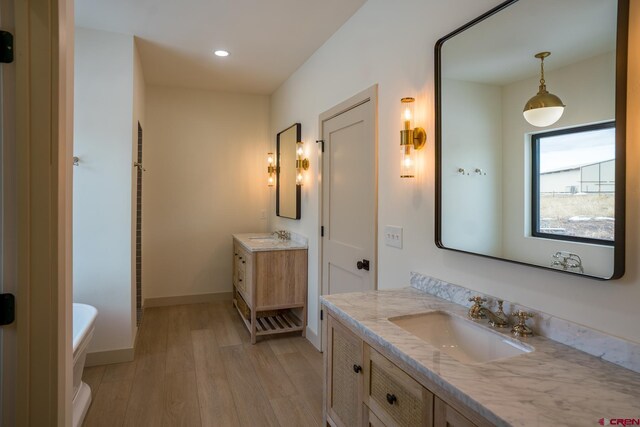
[2,0,639,425]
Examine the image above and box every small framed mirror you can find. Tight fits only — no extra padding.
[435,0,628,279]
[276,123,301,219]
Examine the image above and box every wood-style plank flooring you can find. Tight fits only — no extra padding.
[82,301,323,427]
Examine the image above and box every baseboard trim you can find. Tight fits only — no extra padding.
[144,292,233,308]
[85,347,134,367]
[306,326,321,350]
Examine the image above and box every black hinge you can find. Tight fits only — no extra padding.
[321,226,324,237]
[0,293,15,325]
[320,309,323,321]
[316,140,325,152]
[0,31,14,64]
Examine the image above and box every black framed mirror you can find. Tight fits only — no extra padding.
[435,0,628,279]
[276,123,301,219]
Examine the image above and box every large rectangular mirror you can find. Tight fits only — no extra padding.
[435,0,628,279]
[276,123,301,219]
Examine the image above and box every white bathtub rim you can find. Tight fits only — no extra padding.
[72,303,98,356]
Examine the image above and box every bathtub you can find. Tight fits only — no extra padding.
[72,303,98,427]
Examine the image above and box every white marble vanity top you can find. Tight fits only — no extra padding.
[321,287,640,426]
[233,232,308,252]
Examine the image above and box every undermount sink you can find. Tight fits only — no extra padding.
[248,236,279,243]
[389,311,533,364]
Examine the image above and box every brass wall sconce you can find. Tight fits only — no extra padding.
[296,142,309,185]
[267,152,276,187]
[400,97,426,178]
[523,52,565,127]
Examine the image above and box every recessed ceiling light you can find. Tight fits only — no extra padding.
[214,50,229,57]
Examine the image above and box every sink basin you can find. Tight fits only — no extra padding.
[248,236,279,243]
[389,311,533,364]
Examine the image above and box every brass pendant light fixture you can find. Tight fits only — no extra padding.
[523,52,565,127]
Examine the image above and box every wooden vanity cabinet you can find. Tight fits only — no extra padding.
[434,398,476,427]
[325,314,489,427]
[232,239,307,344]
[326,315,364,427]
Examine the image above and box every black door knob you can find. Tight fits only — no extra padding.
[356,259,370,271]
[386,393,397,405]
[353,364,362,373]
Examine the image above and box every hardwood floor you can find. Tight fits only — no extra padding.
[82,302,323,427]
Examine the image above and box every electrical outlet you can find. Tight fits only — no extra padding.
[384,225,403,249]
[260,209,266,219]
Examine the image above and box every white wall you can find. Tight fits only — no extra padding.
[270,0,640,345]
[73,27,137,353]
[501,52,615,277]
[441,79,503,256]
[144,86,269,300]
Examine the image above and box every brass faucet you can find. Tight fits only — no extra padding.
[468,296,488,319]
[482,300,510,328]
[272,230,291,241]
[511,310,535,337]
[469,297,510,328]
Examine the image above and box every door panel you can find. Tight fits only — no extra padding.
[327,120,371,248]
[322,96,376,302]
[328,263,363,294]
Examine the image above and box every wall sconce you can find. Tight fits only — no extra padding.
[400,97,426,178]
[267,152,276,187]
[296,142,309,185]
[523,52,565,127]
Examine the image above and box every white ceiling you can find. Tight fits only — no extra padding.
[442,0,618,85]
[75,0,367,94]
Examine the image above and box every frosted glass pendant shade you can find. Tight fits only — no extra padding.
[523,51,565,127]
[523,105,565,127]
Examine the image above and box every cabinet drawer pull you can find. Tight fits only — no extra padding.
[239,279,243,282]
[386,393,397,405]
[353,364,362,374]
[242,261,245,264]
[234,252,238,256]
[239,256,243,260]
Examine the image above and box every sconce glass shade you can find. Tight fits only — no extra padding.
[401,145,416,178]
[401,97,415,130]
[295,142,309,185]
[400,97,425,178]
[267,152,276,187]
[523,52,565,127]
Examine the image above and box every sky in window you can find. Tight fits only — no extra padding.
[539,127,615,173]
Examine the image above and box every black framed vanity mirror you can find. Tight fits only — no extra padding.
[435,0,628,279]
[276,123,301,219]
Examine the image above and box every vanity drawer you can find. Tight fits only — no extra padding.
[234,244,253,302]
[364,346,433,427]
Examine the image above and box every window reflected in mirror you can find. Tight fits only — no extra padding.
[532,122,615,244]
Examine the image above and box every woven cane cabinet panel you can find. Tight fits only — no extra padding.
[327,315,363,427]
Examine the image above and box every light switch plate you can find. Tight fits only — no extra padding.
[384,225,403,249]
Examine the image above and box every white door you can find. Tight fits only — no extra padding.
[0,0,16,423]
[321,86,377,301]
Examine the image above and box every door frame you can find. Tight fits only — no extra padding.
[13,0,74,424]
[317,84,378,352]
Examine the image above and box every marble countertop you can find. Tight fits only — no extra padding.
[233,233,308,252]
[321,288,640,427]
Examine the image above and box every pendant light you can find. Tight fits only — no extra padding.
[523,52,565,127]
